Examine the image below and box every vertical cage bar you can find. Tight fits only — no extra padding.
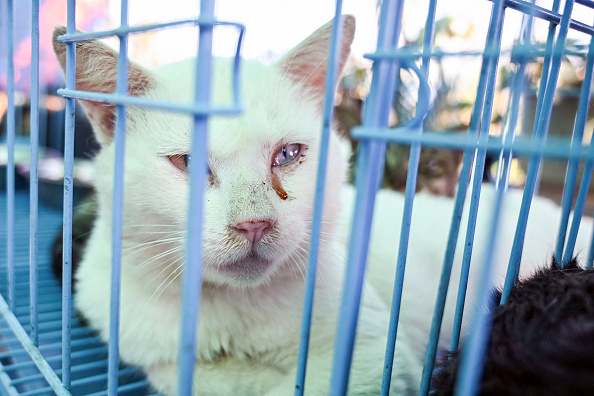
[447,0,505,354]
[492,3,535,192]
[449,0,505,363]
[177,1,215,394]
[61,0,77,388]
[501,0,575,304]
[30,0,41,347]
[554,27,594,263]
[562,140,594,263]
[530,0,561,139]
[294,1,345,394]
[381,1,437,394]
[453,161,507,396]
[586,217,594,268]
[329,0,404,394]
[5,0,16,313]
[107,1,130,394]
[419,1,522,388]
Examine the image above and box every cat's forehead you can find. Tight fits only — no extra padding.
[149,57,321,158]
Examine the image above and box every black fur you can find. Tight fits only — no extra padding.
[431,257,594,396]
[51,194,98,291]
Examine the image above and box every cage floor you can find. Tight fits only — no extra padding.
[0,190,154,395]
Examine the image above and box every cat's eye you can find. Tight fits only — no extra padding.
[272,144,302,167]
[169,154,211,176]
[169,154,191,172]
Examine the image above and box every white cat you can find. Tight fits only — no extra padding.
[52,15,592,396]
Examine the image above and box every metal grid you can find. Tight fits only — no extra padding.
[2,0,244,394]
[1,0,593,395]
[346,0,594,395]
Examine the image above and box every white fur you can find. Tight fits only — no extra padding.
[56,18,593,396]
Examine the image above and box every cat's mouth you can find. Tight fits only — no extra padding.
[217,252,273,281]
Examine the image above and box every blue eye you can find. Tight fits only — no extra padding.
[272,144,302,167]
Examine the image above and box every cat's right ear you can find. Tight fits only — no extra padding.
[278,15,356,106]
[52,26,155,146]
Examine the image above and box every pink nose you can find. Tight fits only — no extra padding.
[233,220,272,244]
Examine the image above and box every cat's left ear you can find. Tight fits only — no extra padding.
[278,15,355,104]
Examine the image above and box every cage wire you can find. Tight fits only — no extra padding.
[1,0,594,395]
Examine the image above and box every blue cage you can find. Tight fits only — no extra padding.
[1,0,594,395]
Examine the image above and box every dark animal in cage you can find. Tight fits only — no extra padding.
[431,257,594,396]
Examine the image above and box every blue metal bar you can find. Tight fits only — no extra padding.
[364,45,590,62]
[491,7,533,195]
[494,2,535,190]
[577,0,594,7]
[350,128,592,161]
[10,360,110,384]
[453,160,508,396]
[554,31,594,263]
[5,0,16,313]
[61,0,77,389]
[177,1,216,394]
[490,0,593,36]
[529,0,561,152]
[329,0,404,394]
[562,143,594,263]
[107,1,130,394]
[588,218,594,268]
[450,45,526,379]
[530,0,562,197]
[56,22,245,110]
[421,0,506,388]
[56,89,243,115]
[381,2,437,395]
[29,0,40,348]
[0,295,72,395]
[82,380,151,396]
[294,2,345,394]
[446,55,496,361]
[57,19,245,42]
[501,0,574,305]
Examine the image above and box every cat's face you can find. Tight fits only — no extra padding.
[53,17,355,289]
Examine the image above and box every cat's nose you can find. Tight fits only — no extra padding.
[233,220,272,244]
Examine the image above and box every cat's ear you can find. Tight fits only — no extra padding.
[52,26,155,146]
[278,15,355,104]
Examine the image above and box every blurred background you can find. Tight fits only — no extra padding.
[2,0,594,209]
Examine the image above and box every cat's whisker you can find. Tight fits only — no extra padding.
[291,246,329,289]
[122,236,184,255]
[136,254,181,282]
[135,245,185,270]
[123,223,183,230]
[123,230,185,236]
[133,256,181,279]
[145,252,185,288]
[149,260,185,300]
[71,202,96,210]
[72,231,93,242]
[150,262,186,302]
[286,253,306,280]
[305,234,346,260]
[122,243,179,260]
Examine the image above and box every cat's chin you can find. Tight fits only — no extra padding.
[210,253,276,287]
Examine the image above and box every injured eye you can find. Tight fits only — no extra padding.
[272,144,302,167]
